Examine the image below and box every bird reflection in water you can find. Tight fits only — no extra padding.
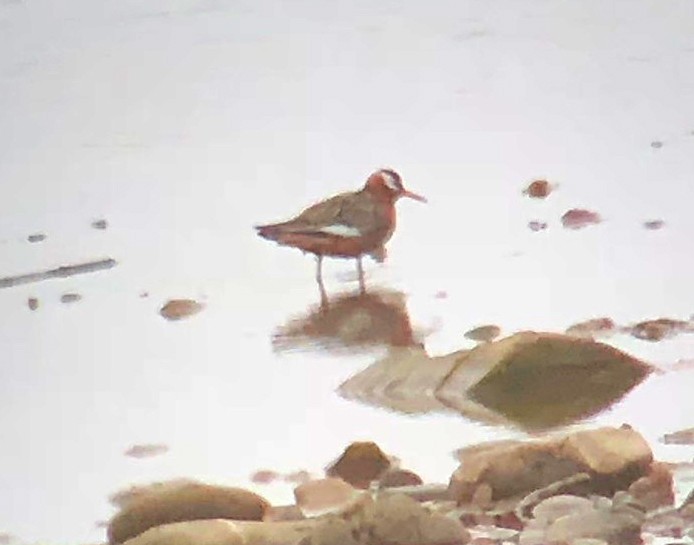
[272,288,426,353]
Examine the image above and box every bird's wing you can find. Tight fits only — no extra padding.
[266,191,378,235]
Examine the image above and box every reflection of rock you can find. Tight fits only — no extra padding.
[326,441,392,489]
[339,332,653,430]
[448,426,653,505]
[273,289,422,352]
[107,481,269,544]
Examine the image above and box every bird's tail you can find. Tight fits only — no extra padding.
[254,223,282,241]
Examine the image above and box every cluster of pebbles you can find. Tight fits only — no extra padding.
[101,426,694,545]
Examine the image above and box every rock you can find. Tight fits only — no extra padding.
[662,427,694,445]
[326,442,392,489]
[531,494,594,522]
[520,492,644,545]
[629,318,692,341]
[561,209,602,229]
[107,482,270,544]
[263,505,305,522]
[378,468,424,488]
[303,517,361,545]
[528,220,548,231]
[159,299,204,321]
[627,462,674,511]
[360,493,470,545]
[565,317,617,339]
[283,470,314,484]
[121,520,244,545]
[124,444,169,459]
[250,470,280,485]
[109,479,197,509]
[60,292,82,304]
[27,233,46,243]
[449,426,653,505]
[643,220,665,230]
[27,297,39,310]
[294,478,365,518]
[122,519,318,545]
[523,180,554,199]
[464,325,501,343]
[92,219,109,230]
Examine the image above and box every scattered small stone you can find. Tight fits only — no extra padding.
[643,219,665,230]
[139,291,149,298]
[565,317,617,339]
[326,441,392,489]
[27,297,39,311]
[651,140,664,149]
[662,428,694,446]
[629,318,691,342]
[91,219,108,230]
[561,209,603,229]
[434,290,448,299]
[124,443,169,459]
[159,299,204,321]
[627,461,674,510]
[60,292,82,304]
[464,324,502,343]
[250,470,280,485]
[528,220,548,231]
[523,180,554,199]
[27,233,46,243]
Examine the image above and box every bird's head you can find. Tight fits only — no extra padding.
[364,169,427,203]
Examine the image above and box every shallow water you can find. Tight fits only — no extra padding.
[1,0,694,543]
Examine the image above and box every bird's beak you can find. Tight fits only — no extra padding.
[401,189,427,203]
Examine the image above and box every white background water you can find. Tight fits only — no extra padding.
[1,0,694,542]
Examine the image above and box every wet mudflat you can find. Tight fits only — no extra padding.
[1,0,694,544]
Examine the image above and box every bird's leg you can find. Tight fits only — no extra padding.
[316,255,328,307]
[357,256,366,294]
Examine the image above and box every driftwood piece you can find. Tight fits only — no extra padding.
[0,258,117,289]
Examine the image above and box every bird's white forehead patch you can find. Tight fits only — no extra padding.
[381,171,400,191]
[319,224,362,237]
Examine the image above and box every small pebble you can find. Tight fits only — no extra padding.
[27,297,39,311]
[60,293,82,304]
[27,233,46,243]
[91,219,108,230]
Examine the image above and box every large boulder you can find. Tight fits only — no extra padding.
[449,426,653,505]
